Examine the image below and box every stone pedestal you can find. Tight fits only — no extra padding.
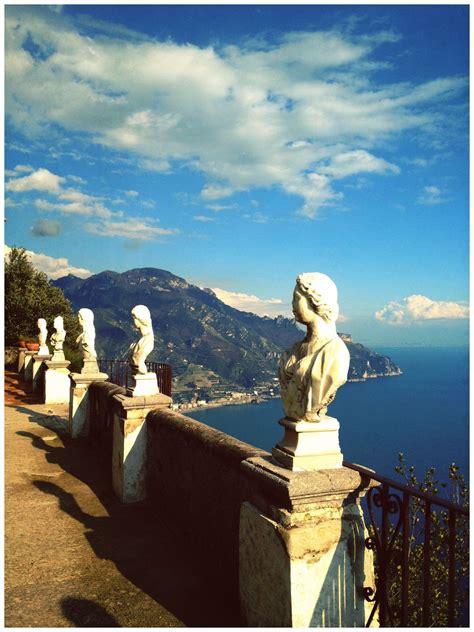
[23,351,37,382]
[68,372,109,438]
[44,360,71,404]
[17,347,26,373]
[272,416,343,471]
[126,372,159,397]
[112,392,172,503]
[81,358,100,375]
[32,354,52,392]
[239,457,378,628]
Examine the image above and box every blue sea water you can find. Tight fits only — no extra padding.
[189,347,469,482]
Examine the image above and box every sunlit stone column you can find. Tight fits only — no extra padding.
[17,347,27,374]
[112,392,172,503]
[239,457,377,627]
[68,372,108,438]
[32,353,52,393]
[23,351,37,382]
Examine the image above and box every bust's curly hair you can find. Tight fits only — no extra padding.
[296,272,339,323]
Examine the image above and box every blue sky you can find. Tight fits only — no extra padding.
[4,4,469,346]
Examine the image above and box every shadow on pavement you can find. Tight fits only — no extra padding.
[16,407,241,627]
[61,597,121,627]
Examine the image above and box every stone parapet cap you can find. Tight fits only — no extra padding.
[45,360,71,369]
[113,392,172,411]
[24,350,37,356]
[241,455,377,514]
[33,354,53,361]
[69,372,109,385]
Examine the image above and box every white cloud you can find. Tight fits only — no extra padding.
[4,7,467,217]
[4,245,92,279]
[125,190,139,197]
[212,287,286,317]
[6,168,64,193]
[319,150,399,179]
[417,185,446,205]
[375,294,469,325]
[84,218,178,241]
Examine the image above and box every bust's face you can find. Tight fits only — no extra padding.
[132,315,140,331]
[292,288,316,325]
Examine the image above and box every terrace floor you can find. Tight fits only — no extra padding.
[4,370,240,627]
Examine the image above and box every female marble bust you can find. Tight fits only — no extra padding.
[130,305,154,375]
[76,308,97,360]
[37,318,49,355]
[279,272,350,422]
[51,316,66,351]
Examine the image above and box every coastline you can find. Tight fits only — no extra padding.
[178,370,403,414]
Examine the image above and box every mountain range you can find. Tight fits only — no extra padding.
[53,267,401,390]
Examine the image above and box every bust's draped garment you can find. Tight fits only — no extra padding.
[279,336,350,421]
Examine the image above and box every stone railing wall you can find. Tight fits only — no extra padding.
[88,381,126,454]
[146,408,267,590]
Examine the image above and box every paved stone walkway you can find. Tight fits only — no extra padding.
[5,371,240,627]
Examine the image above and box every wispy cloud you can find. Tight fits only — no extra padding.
[5,6,467,219]
[5,245,92,279]
[193,215,215,222]
[417,185,447,205]
[84,218,179,241]
[375,294,469,324]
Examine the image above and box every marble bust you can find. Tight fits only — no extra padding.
[76,308,99,373]
[279,272,350,422]
[130,305,154,375]
[50,315,66,360]
[37,318,49,355]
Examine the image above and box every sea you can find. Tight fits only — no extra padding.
[189,346,469,483]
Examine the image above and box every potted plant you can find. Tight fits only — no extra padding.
[17,337,27,348]
[25,337,40,352]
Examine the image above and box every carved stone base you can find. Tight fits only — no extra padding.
[272,416,343,471]
[126,372,159,397]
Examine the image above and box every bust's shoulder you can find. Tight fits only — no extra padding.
[323,335,350,358]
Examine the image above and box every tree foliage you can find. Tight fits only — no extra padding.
[5,247,81,359]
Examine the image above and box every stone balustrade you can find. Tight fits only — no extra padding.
[11,349,377,628]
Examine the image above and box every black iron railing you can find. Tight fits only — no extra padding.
[97,359,172,397]
[344,461,469,627]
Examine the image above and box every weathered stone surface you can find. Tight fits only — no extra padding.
[240,500,375,627]
[44,360,71,404]
[239,460,377,627]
